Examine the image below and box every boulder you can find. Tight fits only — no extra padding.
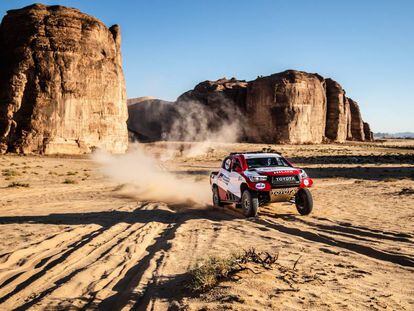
[245,70,327,144]
[347,98,365,141]
[325,78,348,142]
[363,122,374,141]
[0,4,128,154]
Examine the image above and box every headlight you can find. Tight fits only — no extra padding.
[248,175,268,182]
[300,169,308,179]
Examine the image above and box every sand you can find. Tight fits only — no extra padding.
[0,140,413,310]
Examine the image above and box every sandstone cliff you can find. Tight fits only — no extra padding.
[363,122,374,141]
[0,4,128,154]
[245,70,327,144]
[128,70,373,144]
[348,98,365,141]
[325,78,348,142]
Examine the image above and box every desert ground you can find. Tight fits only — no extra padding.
[0,140,413,310]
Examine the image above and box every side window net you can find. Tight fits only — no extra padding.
[223,158,232,171]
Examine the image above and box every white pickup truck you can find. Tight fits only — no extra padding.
[210,151,314,217]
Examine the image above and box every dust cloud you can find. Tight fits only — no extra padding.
[163,98,244,158]
[95,97,243,206]
[93,144,211,207]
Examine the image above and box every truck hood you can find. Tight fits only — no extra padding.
[248,167,301,176]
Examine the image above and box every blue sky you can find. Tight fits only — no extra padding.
[1,1,413,132]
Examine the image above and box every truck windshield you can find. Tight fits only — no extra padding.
[246,157,289,168]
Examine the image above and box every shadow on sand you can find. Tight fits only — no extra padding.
[0,203,242,310]
[304,166,414,180]
[288,154,414,165]
[253,212,414,268]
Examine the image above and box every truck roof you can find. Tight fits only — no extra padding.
[229,151,282,158]
[243,153,282,159]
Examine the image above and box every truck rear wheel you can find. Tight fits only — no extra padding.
[212,187,223,207]
[241,190,259,217]
[295,188,313,215]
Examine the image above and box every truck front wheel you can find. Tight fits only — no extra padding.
[241,190,259,217]
[295,188,313,215]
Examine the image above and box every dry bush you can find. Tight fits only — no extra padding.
[7,182,30,188]
[63,178,77,184]
[398,188,414,195]
[188,248,277,292]
[2,169,20,177]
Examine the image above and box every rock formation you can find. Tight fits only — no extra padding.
[127,70,372,144]
[325,78,348,142]
[345,97,353,140]
[363,122,374,141]
[0,4,128,154]
[177,78,248,112]
[348,98,365,141]
[127,98,176,141]
[245,70,327,144]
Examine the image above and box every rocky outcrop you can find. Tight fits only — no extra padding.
[127,98,176,141]
[128,71,373,145]
[0,4,128,154]
[127,97,155,106]
[245,70,327,144]
[345,97,353,140]
[177,78,248,112]
[348,98,365,141]
[325,78,348,142]
[363,122,373,141]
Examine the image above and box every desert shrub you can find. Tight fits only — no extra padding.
[383,178,398,182]
[188,249,277,292]
[398,188,414,195]
[8,182,29,188]
[63,178,77,184]
[66,171,78,176]
[188,255,240,292]
[2,169,20,177]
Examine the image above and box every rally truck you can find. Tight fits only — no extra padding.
[210,151,314,217]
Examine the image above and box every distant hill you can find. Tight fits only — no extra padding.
[374,132,414,139]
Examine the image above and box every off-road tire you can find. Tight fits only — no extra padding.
[295,188,313,215]
[212,186,223,207]
[241,190,259,217]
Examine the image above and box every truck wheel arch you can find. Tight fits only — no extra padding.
[240,183,249,194]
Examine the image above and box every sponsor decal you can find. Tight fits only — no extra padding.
[255,183,266,190]
[273,170,295,174]
[273,176,296,182]
[222,175,230,185]
[271,188,296,196]
[218,173,230,185]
